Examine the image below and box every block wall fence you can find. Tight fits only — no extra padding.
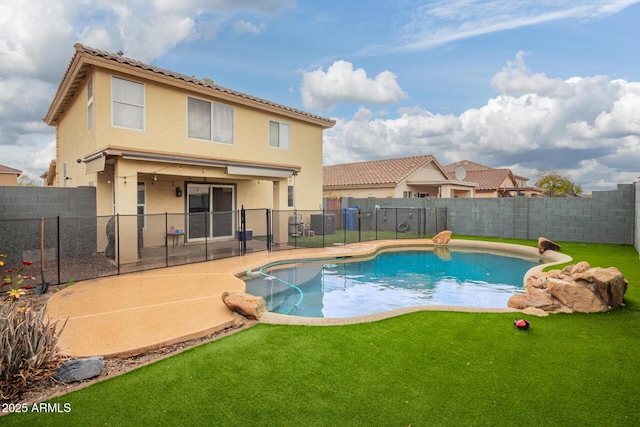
[0,186,97,266]
[1,183,639,267]
[343,183,638,251]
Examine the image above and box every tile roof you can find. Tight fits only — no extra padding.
[443,160,493,173]
[323,155,438,187]
[445,168,516,191]
[45,44,335,128]
[0,164,22,174]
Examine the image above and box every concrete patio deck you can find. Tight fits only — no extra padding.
[45,239,570,358]
[45,240,426,357]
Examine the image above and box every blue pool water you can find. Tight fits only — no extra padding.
[245,250,543,318]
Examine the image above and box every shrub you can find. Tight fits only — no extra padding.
[0,302,66,401]
[1,255,36,303]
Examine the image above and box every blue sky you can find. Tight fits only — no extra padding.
[1,0,639,193]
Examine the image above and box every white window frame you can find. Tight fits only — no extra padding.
[403,191,413,198]
[87,78,94,130]
[111,77,145,131]
[269,120,290,149]
[187,96,234,144]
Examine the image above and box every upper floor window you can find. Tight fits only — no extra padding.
[112,77,145,130]
[87,78,94,130]
[269,120,290,149]
[188,97,234,144]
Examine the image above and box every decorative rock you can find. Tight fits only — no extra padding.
[54,356,105,383]
[508,262,628,314]
[507,292,563,311]
[432,230,452,245]
[573,267,628,307]
[538,237,561,254]
[547,280,609,313]
[222,291,266,320]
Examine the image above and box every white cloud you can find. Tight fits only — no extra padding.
[152,0,294,16]
[324,53,640,193]
[0,1,75,81]
[232,19,265,34]
[0,77,54,145]
[0,0,292,76]
[358,0,640,55]
[301,61,408,110]
[0,0,293,182]
[490,51,572,97]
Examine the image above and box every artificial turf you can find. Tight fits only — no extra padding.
[4,239,639,426]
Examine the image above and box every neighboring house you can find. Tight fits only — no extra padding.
[443,160,543,198]
[0,164,22,186]
[323,155,477,199]
[44,44,335,261]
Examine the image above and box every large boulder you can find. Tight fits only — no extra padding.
[222,292,266,320]
[432,230,452,245]
[547,279,609,313]
[572,267,628,307]
[508,292,563,312]
[508,262,628,314]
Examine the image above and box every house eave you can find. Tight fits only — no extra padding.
[407,180,478,187]
[323,183,397,190]
[44,45,336,129]
[82,146,302,176]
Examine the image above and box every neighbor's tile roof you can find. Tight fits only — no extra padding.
[446,168,515,191]
[324,155,437,187]
[45,44,335,128]
[0,164,22,175]
[443,160,493,173]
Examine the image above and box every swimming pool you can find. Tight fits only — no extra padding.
[245,248,544,318]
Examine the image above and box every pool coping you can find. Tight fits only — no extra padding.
[45,238,572,357]
[258,239,573,326]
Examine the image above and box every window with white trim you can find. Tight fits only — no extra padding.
[112,77,145,130]
[187,97,234,144]
[87,78,94,130]
[269,120,290,149]
[403,191,412,198]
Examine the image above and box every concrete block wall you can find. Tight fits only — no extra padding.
[0,186,97,267]
[344,183,636,245]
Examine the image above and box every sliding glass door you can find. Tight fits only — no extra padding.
[187,184,235,240]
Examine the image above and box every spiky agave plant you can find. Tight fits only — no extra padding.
[0,302,67,400]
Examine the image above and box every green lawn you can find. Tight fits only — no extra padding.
[5,238,640,426]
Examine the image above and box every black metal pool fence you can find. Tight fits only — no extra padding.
[0,207,447,286]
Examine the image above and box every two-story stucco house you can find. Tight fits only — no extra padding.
[44,44,334,261]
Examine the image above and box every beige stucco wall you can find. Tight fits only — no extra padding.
[474,191,498,198]
[55,68,327,216]
[0,174,19,186]
[324,186,397,199]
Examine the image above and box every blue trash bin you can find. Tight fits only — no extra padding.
[343,208,359,230]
